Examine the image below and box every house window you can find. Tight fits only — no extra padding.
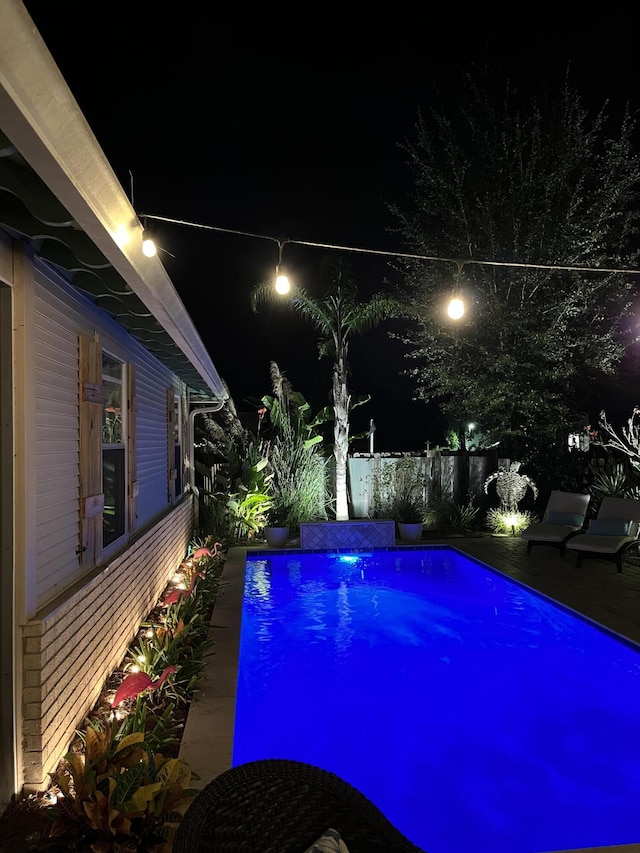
[102,353,126,547]
[173,394,182,497]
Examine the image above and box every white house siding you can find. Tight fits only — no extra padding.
[19,262,195,790]
[33,281,82,609]
[33,267,184,609]
[22,497,193,790]
[135,358,177,521]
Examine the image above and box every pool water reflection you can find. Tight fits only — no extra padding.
[232,548,640,853]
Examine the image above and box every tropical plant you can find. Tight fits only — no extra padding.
[371,457,427,523]
[581,409,640,512]
[256,362,329,533]
[390,71,640,461]
[424,493,479,535]
[48,717,197,852]
[588,461,637,498]
[371,457,427,520]
[251,256,406,520]
[444,430,460,451]
[392,492,426,524]
[8,543,230,851]
[264,493,296,529]
[264,436,327,532]
[486,507,537,535]
[227,489,272,539]
[251,363,328,446]
[115,695,183,755]
[217,441,273,540]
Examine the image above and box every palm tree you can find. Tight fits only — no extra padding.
[251,256,404,521]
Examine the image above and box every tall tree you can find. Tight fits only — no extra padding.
[251,256,403,520]
[389,71,640,463]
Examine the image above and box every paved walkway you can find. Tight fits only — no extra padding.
[439,534,640,645]
[178,535,640,853]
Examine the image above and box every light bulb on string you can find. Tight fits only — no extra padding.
[447,296,465,320]
[275,239,291,295]
[141,217,157,257]
[447,260,467,320]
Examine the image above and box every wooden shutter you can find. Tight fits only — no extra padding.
[78,333,104,567]
[127,364,137,531]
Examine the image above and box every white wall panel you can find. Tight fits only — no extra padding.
[32,266,186,610]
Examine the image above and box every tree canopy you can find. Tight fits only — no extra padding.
[389,71,640,459]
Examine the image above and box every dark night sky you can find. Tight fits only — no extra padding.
[20,5,640,449]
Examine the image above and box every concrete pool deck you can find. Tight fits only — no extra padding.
[178,534,640,853]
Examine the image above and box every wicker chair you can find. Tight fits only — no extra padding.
[172,758,427,853]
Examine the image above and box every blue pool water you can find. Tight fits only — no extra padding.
[232,547,640,853]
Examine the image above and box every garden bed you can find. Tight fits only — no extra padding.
[0,539,227,852]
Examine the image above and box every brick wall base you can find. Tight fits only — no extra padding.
[21,498,193,791]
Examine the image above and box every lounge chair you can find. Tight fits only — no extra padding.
[172,758,426,853]
[565,495,640,573]
[521,490,590,555]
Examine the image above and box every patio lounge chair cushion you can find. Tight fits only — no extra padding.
[172,759,426,853]
[521,490,590,553]
[547,511,586,527]
[587,518,630,536]
[565,496,640,572]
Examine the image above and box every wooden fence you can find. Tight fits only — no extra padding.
[347,450,512,518]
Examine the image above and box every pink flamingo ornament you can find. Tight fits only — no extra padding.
[111,665,177,707]
[161,571,205,607]
[191,541,222,560]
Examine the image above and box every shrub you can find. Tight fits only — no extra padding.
[425,494,479,535]
[485,507,537,535]
[262,431,328,533]
[49,718,197,852]
[371,458,427,521]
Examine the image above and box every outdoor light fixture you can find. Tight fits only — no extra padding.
[447,296,465,320]
[141,217,157,257]
[141,229,157,257]
[447,260,467,320]
[275,240,291,294]
[138,214,294,295]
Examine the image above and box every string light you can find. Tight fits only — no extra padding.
[139,212,640,278]
[141,216,157,257]
[139,213,640,318]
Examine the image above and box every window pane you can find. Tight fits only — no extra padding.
[173,396,182,495]
[102,353,122,380]
[103,447,125,546]
[102,381,122,444]
[102,353,126,548]
[102,356,123,446]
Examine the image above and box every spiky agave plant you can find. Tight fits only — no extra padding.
[486,507,537,535]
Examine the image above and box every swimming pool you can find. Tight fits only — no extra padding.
[232,547,640,853]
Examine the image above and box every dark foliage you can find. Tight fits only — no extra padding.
[389,69,640,463]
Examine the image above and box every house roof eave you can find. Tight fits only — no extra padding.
[0,1,228,402]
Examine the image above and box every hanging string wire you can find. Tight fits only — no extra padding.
[139,214,640,277]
